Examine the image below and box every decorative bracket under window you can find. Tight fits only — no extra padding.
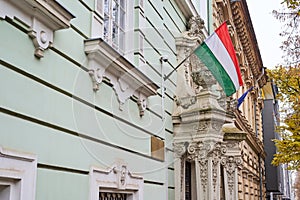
[0,0,75,58]
[84,38,159,116]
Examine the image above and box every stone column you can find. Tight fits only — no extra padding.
[173,142,187,200]
[187,142,227,200]
[222,123,246,200]
[172,15,245,200]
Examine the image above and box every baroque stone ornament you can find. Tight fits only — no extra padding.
[187,16,206,41]
[0,0,75,58]
[89,163,143,200]
[221,156,243,196]
[174,95,197,109]
[199,159,208,192]
[173,142,187,158]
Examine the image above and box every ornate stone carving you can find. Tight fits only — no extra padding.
[173,142,187,158]
[187,16,206,41]
[187,141,227,161]
[199,159,208,192]
[113,164,128,189]
[221,156,243,195]
[212,157,219,192]
[90,163,143,200]
[84,38,159,117]
[0,0,75,58]
[175,95,197,109]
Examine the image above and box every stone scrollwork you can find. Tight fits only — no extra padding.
[0,0,75,58]
[175,95,197,109]
[187,141,227,161]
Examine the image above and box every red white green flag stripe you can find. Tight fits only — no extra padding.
[194,22,243,96]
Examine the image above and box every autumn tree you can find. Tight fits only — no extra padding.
[268,0,300,169]
[272,0,300,65]
[269,66,300,169]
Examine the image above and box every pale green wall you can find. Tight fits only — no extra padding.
[0,0,190,199]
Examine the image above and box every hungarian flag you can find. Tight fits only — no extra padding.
[194,22,243,96]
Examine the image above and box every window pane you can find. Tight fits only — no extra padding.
[103,14,109,41]
[112,22,118,45]
[104,0,109,14]
[102,0,126,55]
[112,0,118,23]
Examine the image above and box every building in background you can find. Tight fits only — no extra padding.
[0,0,268,200]
[263,81,292,200]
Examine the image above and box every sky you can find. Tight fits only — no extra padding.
[246,0,285,69]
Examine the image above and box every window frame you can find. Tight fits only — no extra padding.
[89,164,143,200]
[0,147,37,200]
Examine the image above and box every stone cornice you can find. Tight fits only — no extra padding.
[230,1,267,88]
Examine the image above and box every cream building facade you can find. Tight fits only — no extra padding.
[0,0,266,200]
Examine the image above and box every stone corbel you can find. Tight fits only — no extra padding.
[0,0,75,58]
[84,38,159,117]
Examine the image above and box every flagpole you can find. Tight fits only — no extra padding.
[163,51,194,81]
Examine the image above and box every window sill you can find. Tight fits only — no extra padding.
[0,0,75,58]
[84,38,159,116]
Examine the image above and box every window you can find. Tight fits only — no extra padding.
[0,147,37,200]
[185,161,192,200]
[99,192,127,200]
[103,0,126,54]
[89,164,143,200]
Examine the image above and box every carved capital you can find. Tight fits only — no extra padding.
[187,141,227,161]
[173,142,187,158]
